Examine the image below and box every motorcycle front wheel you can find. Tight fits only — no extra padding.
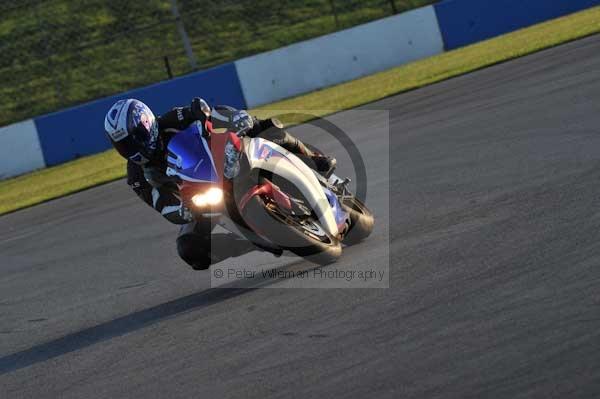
[241,195,342,265]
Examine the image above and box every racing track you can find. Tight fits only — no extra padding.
[2,35,600,398]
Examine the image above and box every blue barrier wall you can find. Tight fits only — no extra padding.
[236,6,444,108]
[3,0,600,178]
[434,0,600,50]
[35,62,246,166]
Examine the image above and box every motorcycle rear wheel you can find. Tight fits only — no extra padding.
[341,196,374,246]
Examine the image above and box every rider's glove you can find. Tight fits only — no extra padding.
[190,97,211,121]
[232,110,254,134]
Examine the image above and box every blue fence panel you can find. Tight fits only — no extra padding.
[35,62,246,166]
[435,0,600,50]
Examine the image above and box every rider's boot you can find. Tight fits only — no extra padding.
[309,155,337,178]
[255,118,337,177]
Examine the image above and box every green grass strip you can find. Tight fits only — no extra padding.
[1,6,600,215]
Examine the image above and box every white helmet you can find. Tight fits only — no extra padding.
[104,99,159,165]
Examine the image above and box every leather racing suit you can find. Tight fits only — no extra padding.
[127,102,334,270]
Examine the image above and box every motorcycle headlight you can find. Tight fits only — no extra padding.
[192,187,223,207]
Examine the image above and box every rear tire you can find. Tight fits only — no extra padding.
[341,197,374,246]
[242,195,341,265]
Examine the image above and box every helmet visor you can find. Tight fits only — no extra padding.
[128,101,159,156]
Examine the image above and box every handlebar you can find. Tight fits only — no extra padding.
[236,126,252,138]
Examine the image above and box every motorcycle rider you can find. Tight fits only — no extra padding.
[104,97,336,270]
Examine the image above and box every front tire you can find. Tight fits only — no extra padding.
[242,195,341,265]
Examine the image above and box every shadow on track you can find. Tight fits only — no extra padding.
[0,260,318,375]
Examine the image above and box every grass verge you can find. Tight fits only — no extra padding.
[1,0,434,126]
[1,6,600,215]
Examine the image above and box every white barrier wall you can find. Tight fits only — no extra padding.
[0,120,46,179]
[235,6,444,108]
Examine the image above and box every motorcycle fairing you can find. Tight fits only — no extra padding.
[245,137,339,237]
[166,122,218,183]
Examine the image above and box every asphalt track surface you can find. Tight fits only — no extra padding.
[2,35,600,398]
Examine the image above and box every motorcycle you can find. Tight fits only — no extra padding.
[165,120,374,265]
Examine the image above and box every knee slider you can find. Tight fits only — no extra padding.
[176,234,211,270]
